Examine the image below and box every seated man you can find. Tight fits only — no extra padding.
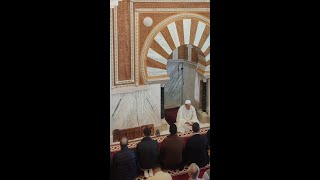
[147,165,172,180]
[112,137,138,180]
[187,163,204,180]
[160,124,184,169]
[136,127,160,178]
[185,123,209,168]
[176,100,199,133]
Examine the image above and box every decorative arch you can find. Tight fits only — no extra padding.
[140,13,210,84]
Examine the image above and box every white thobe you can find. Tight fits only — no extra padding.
[175,105,199,133]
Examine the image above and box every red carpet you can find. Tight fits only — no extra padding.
[172,168,208,180]
[164,107,180,124]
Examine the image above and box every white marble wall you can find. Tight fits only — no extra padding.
[164,61,199,110]
[111,84,161,131]
[182,62,199,110]
[164,62,183,108]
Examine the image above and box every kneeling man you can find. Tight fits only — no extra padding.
[175,100,199,133]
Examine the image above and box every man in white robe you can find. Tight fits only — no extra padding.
[175,100,199,133]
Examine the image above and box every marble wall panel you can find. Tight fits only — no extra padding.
[154,32,173,55]
[167,22,180,48]
[201,34,210,53]
[111,84,161,131]
[147,67,167,76]
[182,62,199,109]
[164,62,183,108]
[147,48,168,65]
[164,61,199,109]
[183,19,191,44]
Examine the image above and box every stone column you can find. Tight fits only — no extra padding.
[173,48,178,60]
[110,7,114,144]
[197,78,209,124]
[202,78,207,113]
[161,84,165,119]
[110,0,118,8]
[187,44,193,61]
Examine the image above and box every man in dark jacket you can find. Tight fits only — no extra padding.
[185,123,209,168]
[112,136,138,180]
[160,124,184,170]
[136,127,159,178]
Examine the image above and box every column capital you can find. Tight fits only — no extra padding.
[196,69,210,80]
[187,44,193,48]
[110,0,119,8]
[202,78,208,83]
[187,44,192,61]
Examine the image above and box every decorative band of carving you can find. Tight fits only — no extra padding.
[136,8,210,12]
[114,6,135,86]
[132,0,210,2]
[111,9,114,88]
[135,9,140,86]
[130,1,135,84]
[111,84,137,89]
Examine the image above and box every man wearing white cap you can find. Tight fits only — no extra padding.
[175,100,199,133]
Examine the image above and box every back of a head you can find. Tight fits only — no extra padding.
[192,122,200,133]
[169,124,177,135]
[120,136,128,148]
[143,127,151,137]
[188,163,200,179]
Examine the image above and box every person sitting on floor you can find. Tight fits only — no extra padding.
[176,100,199,133]
[147,164,172,180]
[160,124,185,170]
[185,123,209,168]
[112,136,138,180]
[136,127,160,178]
[187,163,204,180]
